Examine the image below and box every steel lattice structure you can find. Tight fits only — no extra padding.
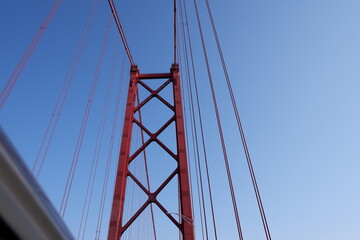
[108,64,194,240]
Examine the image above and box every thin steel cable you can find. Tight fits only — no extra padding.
[179,19,209,239]
[181,67,198,240]
[181,0,218,238]
[179,12,210,239]
[0,0,63,109]
[32,0,101,178]
[136,93,157,240]
[128,126,141,238]
[193,0,244,238]
[174,0,178,63]
[80,65,113,239]
[95,53,127,240]
[59,19,111,218]
[203,0,272,238]
[78,23,117,240]
[107,0,134,65]
[186,65,208,240]
[178,43,205,240]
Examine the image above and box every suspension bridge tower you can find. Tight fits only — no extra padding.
[106,1,194,239]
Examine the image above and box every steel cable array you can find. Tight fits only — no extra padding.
[0,0,63,109]
[32,0,101,178]
[59,14,112,218]
[2,0,273,238]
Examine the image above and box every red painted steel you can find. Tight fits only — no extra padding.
[171,64,194,240]
[108,65,138,240]
[108,64,194,240]
[138,73,171,79]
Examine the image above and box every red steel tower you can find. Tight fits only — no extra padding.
[108,64,194,240]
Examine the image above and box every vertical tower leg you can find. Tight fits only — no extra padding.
[171,64,194,240]
[108,65,139,240]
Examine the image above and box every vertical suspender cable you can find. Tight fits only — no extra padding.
[185,56,209,240]
[181,71,203,240]
[203,1,272,239]
[180,0,222,237]
[174,0,177,63]
[95,54,127,240]
[136,93,157,240]
[183,115,199,240]
[178,46,205,240]
[179,4,210,239]
[78,21,117,240]
[181,0,218,238]
[192,0,244,238]
[178,41,205,240]
[59,18,112,218]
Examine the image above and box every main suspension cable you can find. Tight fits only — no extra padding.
[107,0,134,66]
[203,0,272,238]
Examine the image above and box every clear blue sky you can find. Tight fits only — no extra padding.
[1,0,360,239]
